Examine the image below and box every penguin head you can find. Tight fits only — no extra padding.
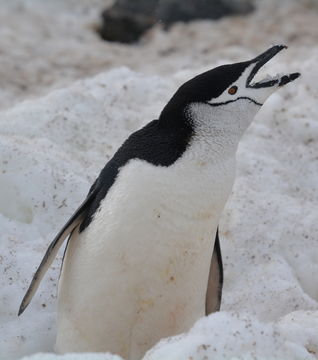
[160,45,300,147]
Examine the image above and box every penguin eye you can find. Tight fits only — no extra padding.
[228,86,238,95]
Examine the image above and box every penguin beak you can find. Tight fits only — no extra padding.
[246,45,300,89]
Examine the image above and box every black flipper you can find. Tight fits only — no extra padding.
[205,228,223,315]
[18,188,98,316]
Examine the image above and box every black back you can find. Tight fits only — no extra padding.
[80,119,192,231]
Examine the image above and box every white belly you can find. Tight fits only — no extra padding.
[56,155,235,360]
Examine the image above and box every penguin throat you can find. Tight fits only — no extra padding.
[186,102,255,158]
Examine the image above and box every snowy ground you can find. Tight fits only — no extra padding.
[1,0,318,359]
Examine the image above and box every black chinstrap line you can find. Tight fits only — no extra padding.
[205,96,263,107]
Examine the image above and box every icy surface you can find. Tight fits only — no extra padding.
[144,311,318,360]
[19,354,122,360]
[1,0,318,359]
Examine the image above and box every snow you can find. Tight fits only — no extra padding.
[1,0,318,359]
[19,355,122,360]
[144,311,318,360]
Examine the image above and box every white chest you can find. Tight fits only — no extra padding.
[101,148,235,232]
[87,154,235,263]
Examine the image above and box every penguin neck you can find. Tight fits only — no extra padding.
[158,102,246,164]
[185,102,251,162]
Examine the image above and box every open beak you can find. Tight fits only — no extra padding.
[246,45,300,89]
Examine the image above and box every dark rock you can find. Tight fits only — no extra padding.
[156,0,254,26]
[99,0,254,43]
[100,0,158,43]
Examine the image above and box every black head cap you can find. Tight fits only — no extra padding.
[159,61,249,126]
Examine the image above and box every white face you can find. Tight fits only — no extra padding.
[207,64,278,108]
[187,55,299,155]
[187,64,275,152]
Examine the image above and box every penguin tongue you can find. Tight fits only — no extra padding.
[253,72,300,88]
[253,73,281,85]
[247,45,300,88]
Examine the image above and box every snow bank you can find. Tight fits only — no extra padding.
[144,311,318,360]
[15,312,318,360]
[19,354,122,360]
[1,0,318,110]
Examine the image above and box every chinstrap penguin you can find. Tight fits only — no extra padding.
[19,45,300,360]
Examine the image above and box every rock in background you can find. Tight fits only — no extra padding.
[100,0,254,43]
[100,0,158,43]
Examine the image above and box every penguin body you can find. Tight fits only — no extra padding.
[19,45,300,360]
[57,152,233,357]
